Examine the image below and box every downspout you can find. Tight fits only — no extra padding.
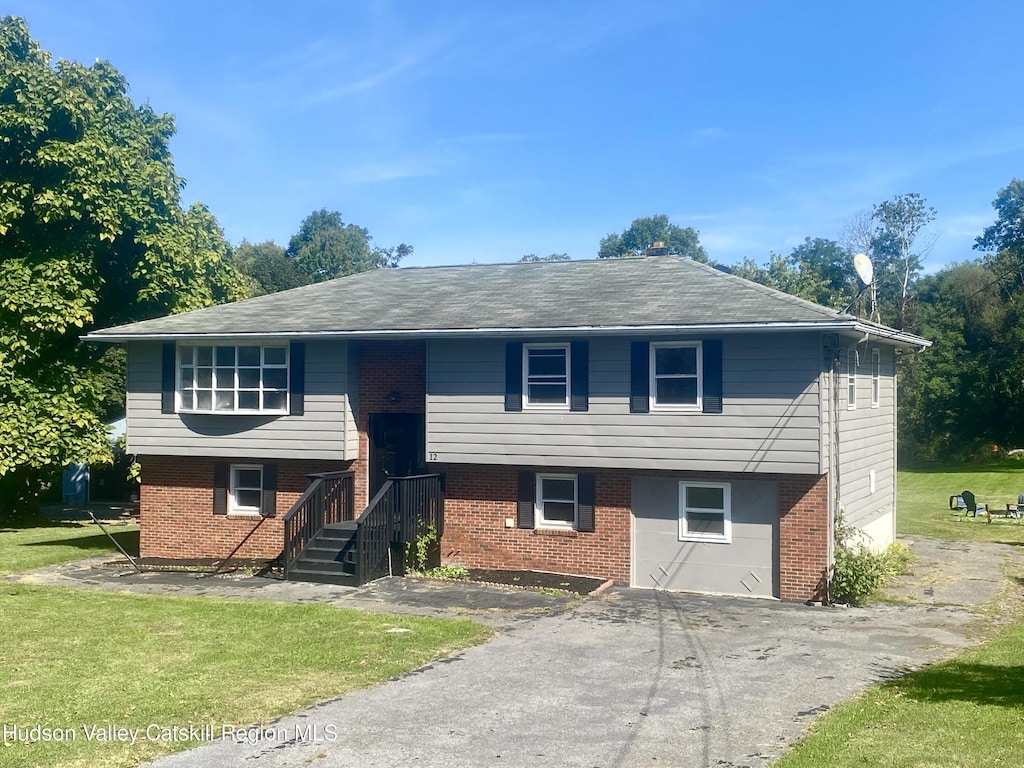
[892,349,900,544]
[827,346,843,603]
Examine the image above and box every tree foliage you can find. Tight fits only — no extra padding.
[731,238,859,312]
[897,183,1024,460]
[0,17,246,518]
[287,209,411,281]
[598,214,707,262]
[869,193,936,330]
[228,239,310,296]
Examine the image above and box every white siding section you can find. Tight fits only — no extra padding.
[126,340,354,460]
[426,334,823,474]
[835,344,897,547]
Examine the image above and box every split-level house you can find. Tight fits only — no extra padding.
[85,255,929,601]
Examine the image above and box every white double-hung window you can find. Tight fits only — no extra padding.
[523,344,569,408]
[871,349,881,408]
[847,349,857,410]
[536,473,578,528]
[679,482,731,543]
[651,342,702,410]
[178,344,288,413]
[230,464,264,515]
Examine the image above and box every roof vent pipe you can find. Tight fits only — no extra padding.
[644,241,670,257]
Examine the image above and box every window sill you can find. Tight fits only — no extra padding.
[679,535,730,544]
[650,404,702,413]
[533,526,578,538]
[179,410,289,417]
[227,511,262,519]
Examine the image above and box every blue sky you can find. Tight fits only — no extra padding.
[9,1,1024,271]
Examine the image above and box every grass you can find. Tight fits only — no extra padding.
[0,521,139,576]
[0,521,492,768]
[898,457,1024,544]
[774,621,1024,767]
[0,584,492,768]
[776,458,1024,766]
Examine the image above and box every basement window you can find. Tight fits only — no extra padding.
[536,473,578,528]
[230,465,264,515]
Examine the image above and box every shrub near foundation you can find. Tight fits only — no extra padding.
[830,516,911,605]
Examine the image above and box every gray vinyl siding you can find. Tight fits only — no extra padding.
[426,334,823,474]
[125,340,354,460]
[835,345,896,532]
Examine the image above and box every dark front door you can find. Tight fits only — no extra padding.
[368,413,426,498]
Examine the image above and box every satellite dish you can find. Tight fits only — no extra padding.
[853,253,874,285]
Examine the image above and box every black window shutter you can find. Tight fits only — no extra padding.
[702,339,723,414]
[505,342,523,412]
[630,341,650,413]
[569,341,589,412]
[161,342,176,414]
[261,463,277,517]
[517,470,535,528]
[289,341,305,416]
[213,462,229,516]
[577,473,595,532]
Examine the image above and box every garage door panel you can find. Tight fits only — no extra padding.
[632,476,779,598]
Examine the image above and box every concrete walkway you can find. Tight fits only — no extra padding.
[7,535,1021,767]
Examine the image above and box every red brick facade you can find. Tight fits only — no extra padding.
[442,465,831,601]
[778,474,831,601]
[350,340,426,511]
[441,465,633,584]
[139,456,347,560]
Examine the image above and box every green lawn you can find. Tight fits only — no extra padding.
[0,523,492,768]
[0,521,140,576]
[776,459,1024,766]
[0,584,492,768]
[775,621,1024,767]
[898,458,1024,544]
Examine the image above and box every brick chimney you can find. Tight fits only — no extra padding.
[644,241,670,257]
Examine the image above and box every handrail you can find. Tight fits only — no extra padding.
[355,474,444,585]
[282,471,355,577]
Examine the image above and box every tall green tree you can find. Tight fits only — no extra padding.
[870,193,936,329]
[228,239,310,296]
[975,179,1024,291]
[730,239,859,312]
[898,261,1011,460]
[898,182,1024,461]
[598,214,707,262]
[287,209,411,281]
[0,17,246,519]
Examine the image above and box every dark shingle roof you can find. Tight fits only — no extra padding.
[85,256,927,345]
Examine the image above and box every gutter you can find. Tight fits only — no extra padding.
[83,320,931,348]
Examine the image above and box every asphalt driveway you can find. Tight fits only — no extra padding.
[9,536,1017,768]
[141,586,978,768]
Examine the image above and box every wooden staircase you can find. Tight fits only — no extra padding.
[282,473,444,588]
[285,521,358,586]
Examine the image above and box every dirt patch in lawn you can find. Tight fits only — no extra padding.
[464,569,610,595]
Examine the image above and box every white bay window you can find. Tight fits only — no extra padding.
[178,344,288,414]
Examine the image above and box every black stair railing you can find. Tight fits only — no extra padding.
[282,471,355,577]
[356,474,444,585]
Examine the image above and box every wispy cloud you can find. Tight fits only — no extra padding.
[688,126,728,145]
[309,36,454,103]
